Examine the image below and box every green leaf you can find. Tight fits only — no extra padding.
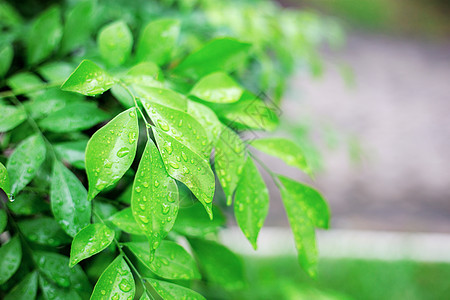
[18,217,71,246]
[146,278,206,300]
[173,202,225,237]
[39,102,109,133]
[189,238,245,290]
[0,236,22,284]
[0,43,13,77]
[0,209,7,233]
[7,134,46,195]
[136,19,180,66]
[124,62,164,88]
[38,61,75,83]
[7,72,43,98]
[131,140,179,250]
[54,139,88,169]
[4,271,38,300]
[61,0,95,54]
[7,191,50,215]
[141,99,211,158]
[191,72,243,103]
[250,138,312,176]
[134,87,187,111]
[0,162,11,195]
[26,6,62,65]
[234,157,269,249]
[51,161,91,237]
[153,128,215,219]
[214,126,246,205]
[98,20,133,67]
[173,38,251,79]
[278,175,326,278]
[70,223,115,267]
[0,104,27,132]
[187,100,222,145]
[85,108,139,200]
[127,240,200,280]
[90,256,135,300]
[61,60,115,96]
[39,275,82,300]
[109,208,144,235]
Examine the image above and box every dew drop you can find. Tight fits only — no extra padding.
[135,186,142,193]
[157,120,170,131]
[117,147,130,158]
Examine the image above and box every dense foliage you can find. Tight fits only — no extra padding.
[0,0,340,299]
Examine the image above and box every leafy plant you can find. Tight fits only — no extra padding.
[0,0,337,299]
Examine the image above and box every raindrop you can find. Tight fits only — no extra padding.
[117,147,130,158]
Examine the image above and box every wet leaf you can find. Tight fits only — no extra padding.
[85,108,139,200]
[70,223,115,267]
[131,140,179,251]
[90,256,135,300]
[98,21,133,67]
[173,202,225,237]
[153,128,215,219]
[146,278,206,300]
[250,138,312,176]
[7,191,50,215]
[39,275,82,300]
[0,236,22,284]
[7,134,46,195]
[0,162,11,195]
[234,157,269,249]
[18,216,71,246]
[191,72,243,103]
[187,100,222,145]
[214,126,246,205]
[61,60,115,96]
[109,208,144,235]
[135,87,187,111]
[136,19,180,66]
[4,271,38,300]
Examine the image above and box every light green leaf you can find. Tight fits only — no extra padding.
[7,191,49,215]
[124,62,164,89]
[214,126,246,205]
[61,60,115,96]
[7,72,43,98]
[141,99,211,158]
[85,108,139,200]
[191,72,243,103]
[127,240,200,280]
[90,256,135,300]
[39,102,109,133]
[0,104,27,132]
[54,139,88,169]
[187,100,222,145]
[250,137,312,176]
[134,87,187,111]
[132,140,179,250]
[61,0,95,54]
[278,175,324,278]
[109,208,144,235]
[153,128,215,219]
[4,271,38,300]
[189,238,245,290]
[111,85,134,108]
[98,20,133,67]
[38,62,75,83]
[173,38,251,79]
[0,162,11,195]
[0,236,22,284]
[51,161,91,237]
[234,157,269,249]
[26,6,62,65]
[136,19,180,66]
[173,202,225,237]
[39,275,82,300]
[0,43,13,77]
[147,278,205,300]
[18,216,71,246]
[0,209,7,233]
[7,134,46,195]
[70,223,115,267]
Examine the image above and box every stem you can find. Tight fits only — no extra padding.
[248,151,283,189]
[0,81,62,99]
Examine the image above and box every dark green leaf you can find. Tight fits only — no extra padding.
[131,140,178,250]
[61,0,95,53]
[85,108,139,200]
[0,209,7,233]
[0,161,11,195]
[18,217,71,246]
[153,128,215,219]
[98,21,133,67]
[147,278,205,300]
[4,271,38,300]
[109,208,144,235]
[90,256,135,300]
[136,19,180,66]
[0,104,27,132]
[50,161,91,236]
[173,202,225,237]
[189,238,245,290]
[250,138,312,176]
[54,139,88,169]
[70,223,115,267]
[61,60,115,96]
[0,236,22,284]
[39,275,82,300]
[7,191,50,215]
[26,6,62,65]
[7,134,46,195]
[0,43,13,77]
[191,72,243,103]
[173,38,251,79]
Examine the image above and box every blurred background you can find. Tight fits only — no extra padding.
[220,0,450,299]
